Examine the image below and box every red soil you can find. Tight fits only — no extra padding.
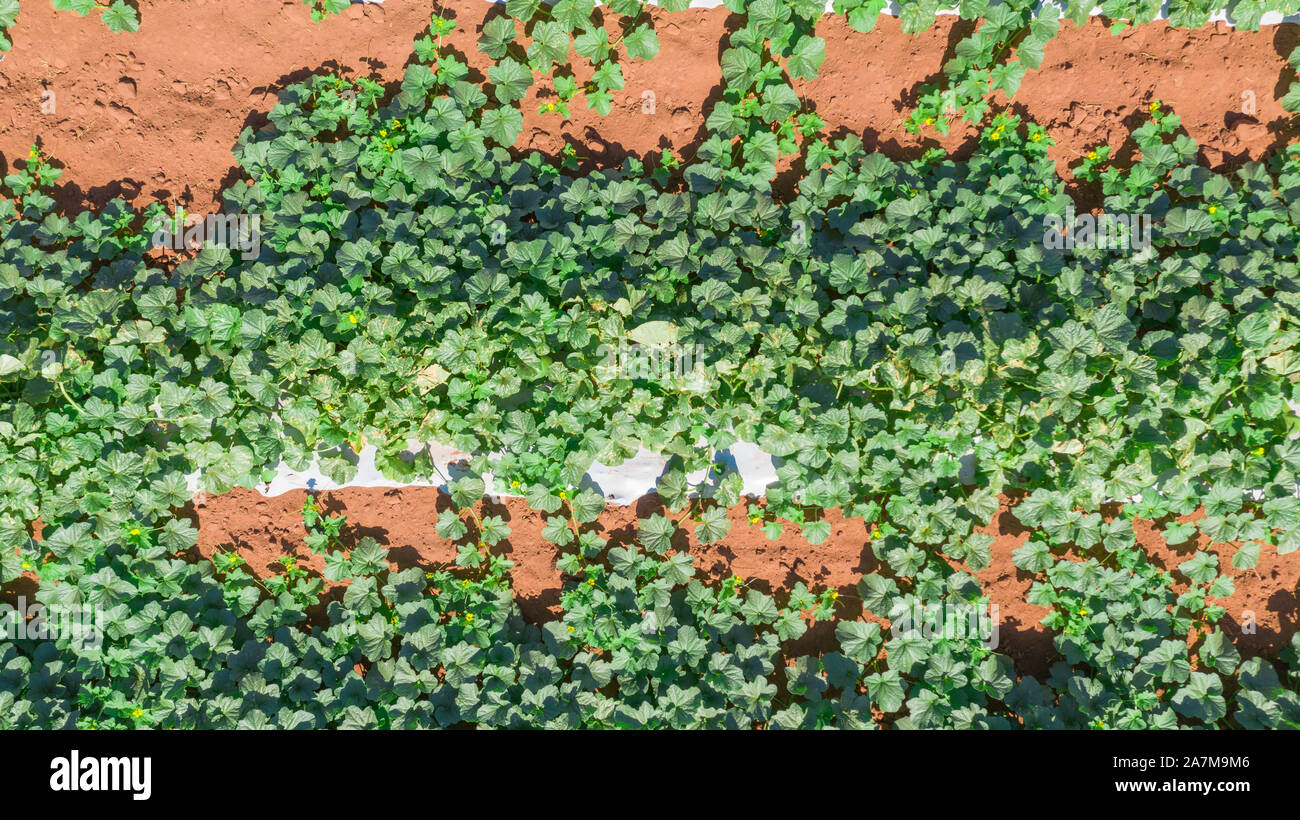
[0,1,1295,214]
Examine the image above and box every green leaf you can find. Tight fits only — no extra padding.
[638,514,677,555]
[351,538,390,576]
[480,106,524,147]
[100,1,139,33]
[569,488,605,524]
[1011,539,1053,573]
[527,21,570,67]
[488,57,534,104]
[1178,550,1219,585]
[836,620,882,662]
[1172,672,1227,724]
[542,516,574,547]
[622,25,659,61]
[864,669,905,713]
[1199,628,1240,674]
[435,510,468,541]
[478,15,518,60]
[695,506,731,544]
[479,515,511,546]
[785,36,825,80]
[450,475,485,510]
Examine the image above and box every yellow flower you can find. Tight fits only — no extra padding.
[131,709,143,718]
[511,480,520,489]
[1087,150,1098,160]
[558,490,568,500]
[566,625,575,634]
[379,130,387,137]
[1207,205,1217,215]
[1149,101,1160,112]
[989,131,1002,141]
[348,314,359,324]
[586,578,596,587]
[425,572,434,579]
[545,103,556,112]
[325,403,334,411]
[829,590,839,601]
[924,118,934,126]
[461,579,470,587]
[465,613,474,622]
[21,562,31,570]
[1252,446,1265,456]
[1031,132,1043,142]
[390,616,397,624]
[129,528,141,536]
[1079,608,1088,616]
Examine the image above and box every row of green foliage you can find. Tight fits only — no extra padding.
[2,8,1299,727]
[3,477,1298,728]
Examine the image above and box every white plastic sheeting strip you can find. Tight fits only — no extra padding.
[190,399,1300,504]
[188,440,779,503]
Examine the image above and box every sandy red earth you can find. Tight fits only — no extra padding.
[0,1,1296,213]
[1,1,1298,678]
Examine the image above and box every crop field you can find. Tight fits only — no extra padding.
[1,0,1299,734]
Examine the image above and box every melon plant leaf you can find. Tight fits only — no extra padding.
[436,510,469,541]
[52,0,97,16]
[0,0,17,50]
[785,35,825,80]
[480,106,524,146]
[450,475,486,510]
[478,15,518,59]
[1172,672,1228,724]
[622,24,659,61]
[489,57,534,104]
[101,0,139,33]
[1012,539,1053,573]
[638,514,677,555]
[836,620,883,662]
[695,506,731,544]
[569,488,605,524]
[527,21,570,67]
[864,669,906,713]
[1199,628,1240,674]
